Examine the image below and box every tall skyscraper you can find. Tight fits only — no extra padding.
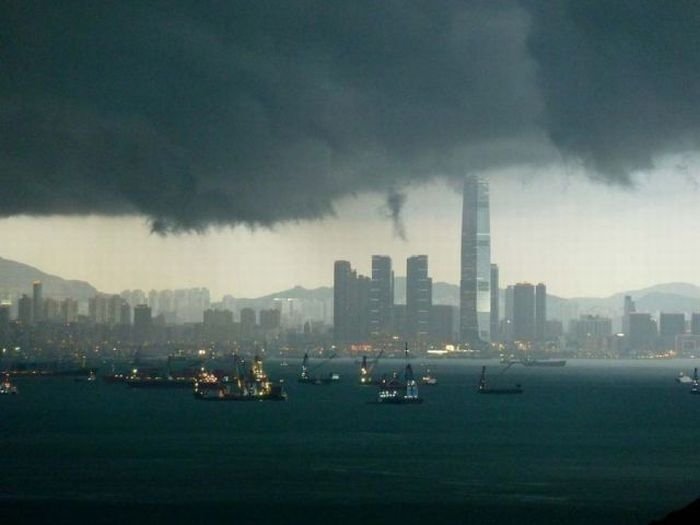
[369,255,393,338]
[32,280,43,324]
[513,283,535,342]
[691,313,700,336]
[460,176,491,344]
[406,255,432,342]
[490,264,499,342]
[333,260,370,344]
[334,261,354,343]
[133,304,152,342]
[535,283,547,342]
[18,294,32,325]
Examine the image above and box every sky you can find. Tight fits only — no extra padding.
[2,1,700,299]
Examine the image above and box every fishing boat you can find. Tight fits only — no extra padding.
[194,355,287,401]
[420,368,438,386]
[0,373,18,395]
[478,366,523,395]
[372,364,423,404]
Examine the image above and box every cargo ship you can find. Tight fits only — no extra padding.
[521,359,566,367]
[194,355,287,401]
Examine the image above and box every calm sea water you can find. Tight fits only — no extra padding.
[1,359,698,524]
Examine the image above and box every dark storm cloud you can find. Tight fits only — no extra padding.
[1,1,699,231]
[0,1,540,231]
[525,0,700,180]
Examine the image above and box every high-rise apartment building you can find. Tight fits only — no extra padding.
[133,304,152,342]
[513,283,535,342]
[406,255,432,342]
[490,264,499,342]
[18,294,32,325]
[460,176,491,344]
[535,283,547,342]
[32,281,43,324]
[369,255,393,338]
[333,260,370,344]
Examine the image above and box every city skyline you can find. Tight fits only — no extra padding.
[3,167,700,300]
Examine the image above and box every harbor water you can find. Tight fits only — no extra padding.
[1,359,698,524]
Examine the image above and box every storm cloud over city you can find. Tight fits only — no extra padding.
[2,1,700,232]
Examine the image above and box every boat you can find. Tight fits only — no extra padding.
[0,373,18,395]
[521,359,566,367]
[420,368,438,386]
[690,368,700,395]
[74,370,97,383]
[372,364,423,404]
[359,351,384,386]
[478,366,523,395]
[125,367,195,389]
[676,372,693,384]
[194,355,287,401]
[298,352,339,385]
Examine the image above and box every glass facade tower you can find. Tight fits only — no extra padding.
[460,176,491,344]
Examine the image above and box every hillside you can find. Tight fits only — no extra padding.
[0,257,97,301]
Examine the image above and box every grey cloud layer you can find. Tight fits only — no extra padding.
[1,1,698,230]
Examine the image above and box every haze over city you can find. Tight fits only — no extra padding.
[3,2,700,524]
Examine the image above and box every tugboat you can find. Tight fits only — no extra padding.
[194,355,287,401]
[373,364,423,404]
[690,368,700,395]
[0,373,18,395]
[298,353,339,385]
[477,366,523,395]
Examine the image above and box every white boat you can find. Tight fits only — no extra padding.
[676,372,693,384]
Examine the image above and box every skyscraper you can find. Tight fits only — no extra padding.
[513,283,535,342]
[32,280,43,324]
[18,294,32,325]
[334,261,355,343]
[369,255,393,338]
[535,283,547,342]
[406,255,432,342]
[460,176,491,344]
[333,260,370,344]
[133,304,152,343]
[490,264,499,342]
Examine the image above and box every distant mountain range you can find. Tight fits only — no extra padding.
[0,257,97,301]
[2,256,700,323]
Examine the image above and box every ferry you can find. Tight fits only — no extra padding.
[478,366,523,395]
[1,373,18,395]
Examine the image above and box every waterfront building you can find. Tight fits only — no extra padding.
[459,176,491,344]
[406,255,432,342]
[535,283,547,342]
[32,281,43,323]
[490,264,499,342]
[369,255,393,338]
[512,283,535,343]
